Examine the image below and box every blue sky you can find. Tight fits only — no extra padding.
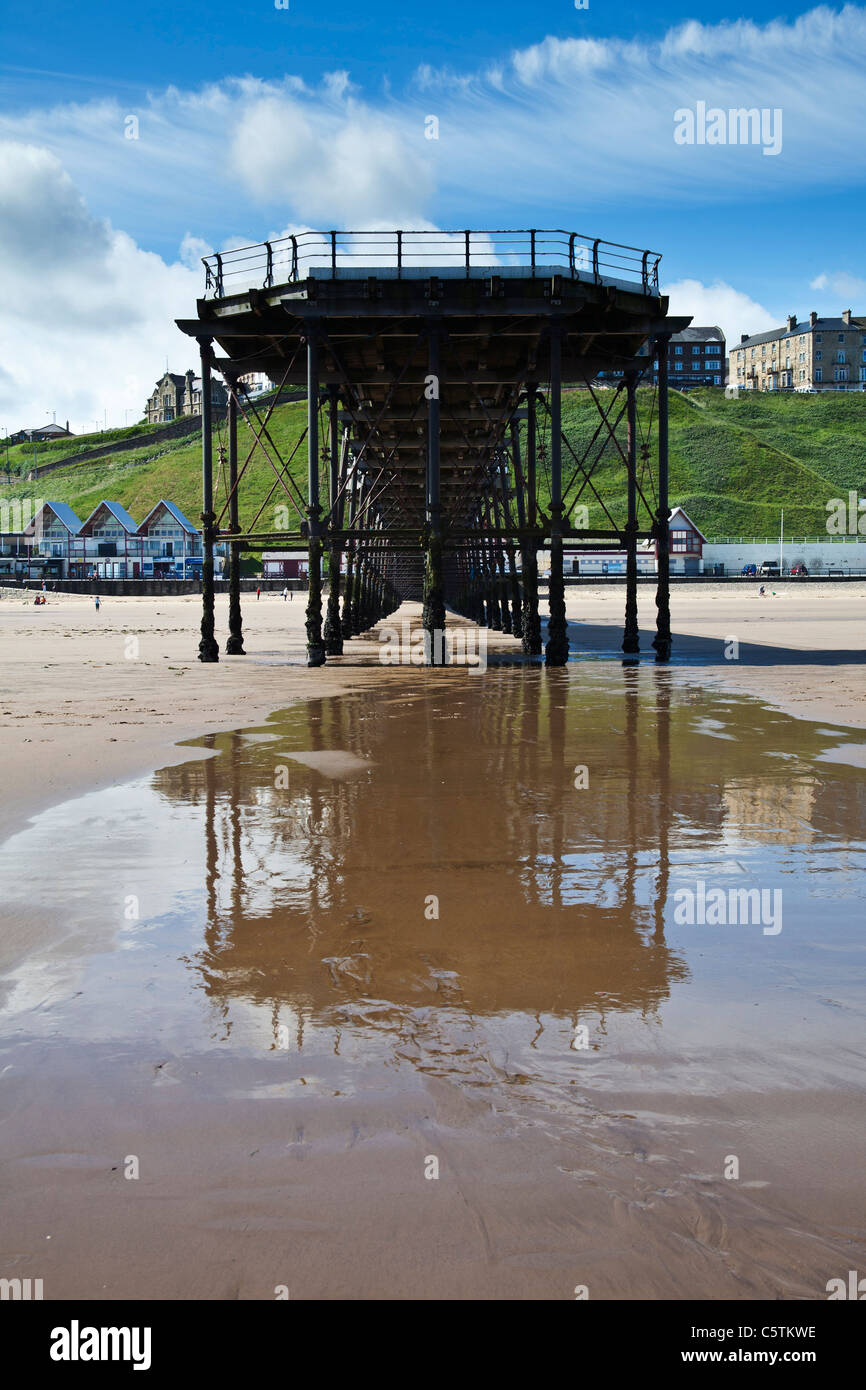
[1,2,865,429]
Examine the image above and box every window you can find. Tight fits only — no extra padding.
[800,370,805,381]
[838,333,845,342]
[816,334,822,343]
[836,350,846,364]
[816,351,822,361]
[860,367,866,382]
[692,345,701,354]
[815,368,823,382]
[675,362,683,371]
[671,530,689,552]
[714,375,721,386]
[834,367,849,381]
[706,345,721,355]
[785,358,790,369]
[674,345,683,355]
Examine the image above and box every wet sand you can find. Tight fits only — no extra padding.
[0,581,863,844]
[0,584,864,1299]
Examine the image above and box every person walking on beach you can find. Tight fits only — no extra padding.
[256,586,261,601]
[281,586,288,601]
[94,594,101,612]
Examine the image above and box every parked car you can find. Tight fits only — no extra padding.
[790,562,808,576]
[759,560,780,577]
[741,563,757,576]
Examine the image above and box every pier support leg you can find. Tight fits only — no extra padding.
[423,326,446,664]
[545,326,569,667]
[653,336,672,664]
[225,389,245,655]
[500,451,522,639]
[342,544,355,635]
[197,338,219,663]
[622,371,640,656]
[520,387,542,655]
[323,387,343,655]
[491,480,511,634]
[305,329,326,667]
[484,498,501,630]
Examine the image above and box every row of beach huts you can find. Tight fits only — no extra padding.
[0,499,226,581]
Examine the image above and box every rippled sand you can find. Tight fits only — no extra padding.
[1,662,864,1299]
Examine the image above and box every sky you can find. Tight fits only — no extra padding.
[1,1,865,432]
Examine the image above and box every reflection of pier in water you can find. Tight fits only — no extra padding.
[153,671,689,1053]
[151,669,852,1065]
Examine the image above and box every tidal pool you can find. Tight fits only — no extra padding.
[0,664,864,1299]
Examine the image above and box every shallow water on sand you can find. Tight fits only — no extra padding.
[1,665,865,1299]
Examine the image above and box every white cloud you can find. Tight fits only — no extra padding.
[228,93,432,225]
[0,141,200,433]
[809,270,866,302]
[662,279,779,351]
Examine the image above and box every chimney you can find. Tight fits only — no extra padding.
[809,311,818,327]
[65,419,69,433]
[787,314,797,333]
[740,333,749,343]
[843,308,852,325]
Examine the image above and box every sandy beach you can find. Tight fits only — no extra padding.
[1,581,863,843]
[1,581,864,1301]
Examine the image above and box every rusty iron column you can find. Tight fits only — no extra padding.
[484,493,502,629]
[622,370,640,656]
[653,334,672,663]
[225,387,245,655]
[545,324,569,666]
[352,475,369,634]
[521,386,542,655]
[323,385,343,655]
[341,453,358,637]
[423,325,446,664]
[500,450,522,639]
[490,473,511,634]
[305,328,326,666]
[197,337,219,663]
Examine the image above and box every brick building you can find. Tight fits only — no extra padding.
[608,327,725,388]
[729,310,866,392]
[144,369,227,424]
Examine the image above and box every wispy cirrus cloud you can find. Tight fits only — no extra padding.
[0,7,864,249]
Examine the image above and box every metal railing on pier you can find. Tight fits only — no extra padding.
[202,228,662,300]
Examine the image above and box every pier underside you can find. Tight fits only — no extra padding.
[176,230,689,667]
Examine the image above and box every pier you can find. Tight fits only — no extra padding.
[176,229,689,666]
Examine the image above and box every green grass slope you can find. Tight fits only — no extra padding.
[1,389,863,540]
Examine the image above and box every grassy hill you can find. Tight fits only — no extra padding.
[1,388,863,542]
[553,387,865,537]
[1,400,308,535]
